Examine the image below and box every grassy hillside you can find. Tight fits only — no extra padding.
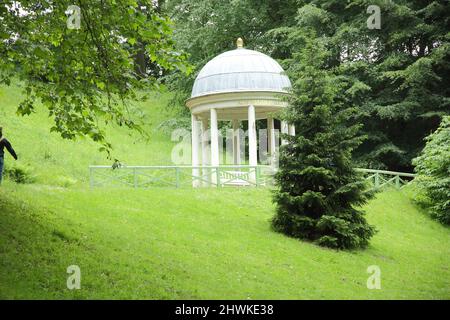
[0,83,449,299]
[1,184,449,299]
[0,82,180,186]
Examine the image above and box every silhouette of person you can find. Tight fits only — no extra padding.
[0,127,18,184]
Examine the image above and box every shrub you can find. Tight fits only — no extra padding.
[4,163,36,184]
[55,176,78,188]
[413,116,450,225]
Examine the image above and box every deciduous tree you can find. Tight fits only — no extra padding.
[0,0,190,154]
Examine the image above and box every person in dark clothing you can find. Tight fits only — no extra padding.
[0,127,18,184]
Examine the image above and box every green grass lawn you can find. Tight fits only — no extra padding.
[0,83,449,299]
[1,184,449,299]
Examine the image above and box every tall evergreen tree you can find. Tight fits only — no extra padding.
[267,0,450,171]
[272,37,376,250]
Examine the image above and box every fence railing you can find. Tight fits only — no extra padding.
[356,168,416,190]
[89,165,415,190]
[89,165,276,189]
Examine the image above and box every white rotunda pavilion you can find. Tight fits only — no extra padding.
[186,38,294,187]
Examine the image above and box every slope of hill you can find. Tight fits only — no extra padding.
[0,82,179,186]
[0,83,449,299]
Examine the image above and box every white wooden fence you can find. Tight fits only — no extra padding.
[89,165,415,190]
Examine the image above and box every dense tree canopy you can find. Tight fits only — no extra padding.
[0,0,190,154]
[269,0,450,171]
[290,0,449,172]
[1,0,448,168]
[165,0,450,171]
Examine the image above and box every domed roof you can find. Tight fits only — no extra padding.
[191,42,291,98]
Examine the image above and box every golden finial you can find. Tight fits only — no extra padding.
[236,37,244,48]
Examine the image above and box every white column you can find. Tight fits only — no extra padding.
[267,117,275,161]
[248,105,257,183]
[289,124,296,136]
[201,118,210,187]
[281,120,289,145]
[210,108,219,185]
[232,119,241,165]
[191,114,200,187]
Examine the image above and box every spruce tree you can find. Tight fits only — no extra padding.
[272,38,376,250]
[265,0,450,172]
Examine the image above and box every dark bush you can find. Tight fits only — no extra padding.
[4,164,36,184]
